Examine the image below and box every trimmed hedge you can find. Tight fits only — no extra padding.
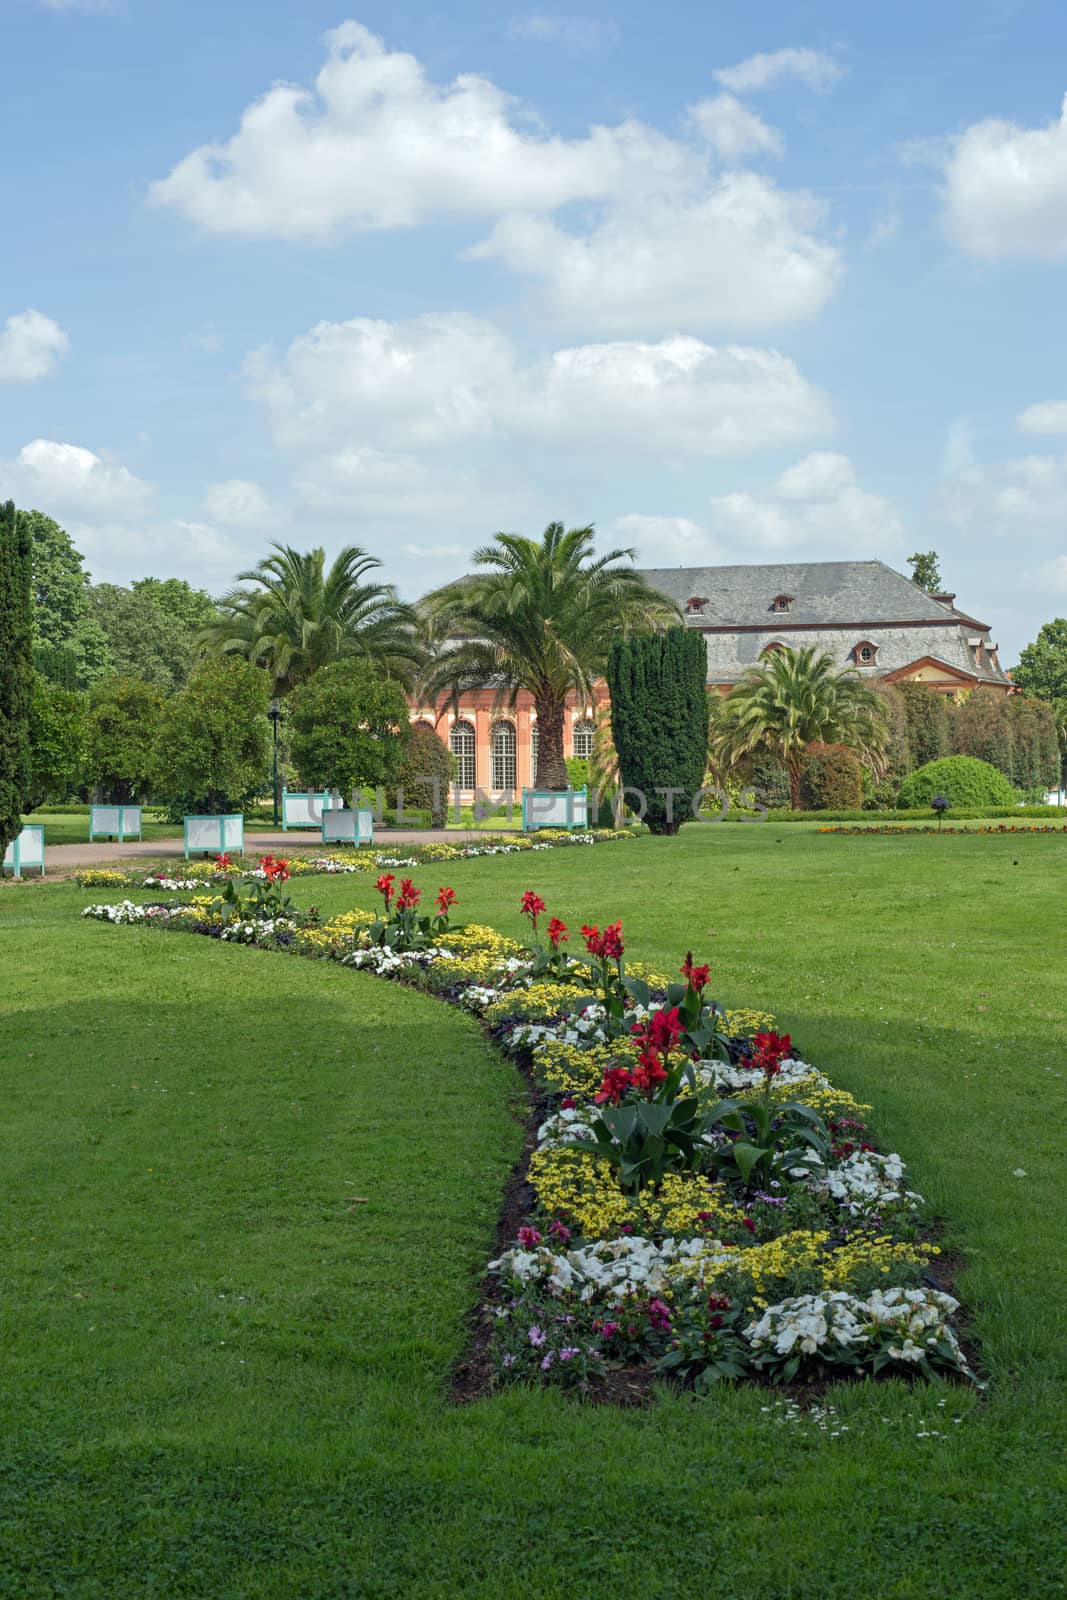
[897,755,1016,811]
[799,742,864,810]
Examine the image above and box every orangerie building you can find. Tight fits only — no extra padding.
[408,559,1011,798]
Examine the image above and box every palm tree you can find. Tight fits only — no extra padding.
[199,544,422,696]
[711,644,889,810]
[418,523,680,790]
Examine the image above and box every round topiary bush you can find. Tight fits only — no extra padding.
[397,722,455,828]
[897,754,1016,811]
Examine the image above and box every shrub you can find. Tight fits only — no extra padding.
[151,659,269,815]
[397,723,454,827]
[799,742,863,810]
[84,677,163,803]
[897,682,949,767]
[607,627,710,835]
[289,660,410,799]
[897,755,1016,811]
[0,500,33,860]
[28,674,87,807]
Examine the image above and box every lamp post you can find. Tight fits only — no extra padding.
[268,698,282,827]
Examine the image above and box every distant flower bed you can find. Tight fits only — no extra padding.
[819,824,1067,836]
[74,828,634,889]
[81,876,975,1398]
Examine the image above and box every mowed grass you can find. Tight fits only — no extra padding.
[1,826,1065,1599]
[25,807,183,845]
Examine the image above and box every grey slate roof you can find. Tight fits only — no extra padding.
[635,559,981,628]
[633,559,1009,689]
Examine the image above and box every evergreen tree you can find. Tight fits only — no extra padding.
[607,627,709,835]
[0,500,34,860]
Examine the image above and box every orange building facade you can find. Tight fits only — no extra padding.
[408,687,610,799]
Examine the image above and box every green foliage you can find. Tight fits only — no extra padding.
[896,681,949,767]
[397,723,454,827]
[419,523,679,791]
[607,626,709,834]
[25,509,111,686]
[151,658,270,814]
[289,660,411,798]
[1011,617,1067,703]
[27,674,87,807]
[746,751,791,809]
[907,550,943,592]
[32,642,80,688]
[91,578,215,692]
[702,1097,829,1190]
[564,756,589,791]
[799,741,863,810]
[201,543,420,696]
[949,690,1059,793]
[84,677,164,803]
[897,754,1017,810]
[0,500,34,857]
[712,645,889,810]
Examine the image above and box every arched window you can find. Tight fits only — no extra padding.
[413,718,435,733]
[760,641,787,659]
[491,719,517,791]
[450,719,476,789]
[572,719,594,760]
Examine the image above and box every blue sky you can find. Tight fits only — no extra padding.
[3,0,1067,658]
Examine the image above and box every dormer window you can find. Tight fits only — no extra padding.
[854,640,879,666]
[686,596,709,614]
[771,594,794,613]
[761,641,787,659]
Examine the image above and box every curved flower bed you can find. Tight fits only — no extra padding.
[81,876,974,1397]
[74,828,632,890]
[819,824,1067,836]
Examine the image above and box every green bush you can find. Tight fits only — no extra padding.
[397,723,454,828]
[747,753,791,810]
[799,742,863,810]
[0,500,33,860]
[85,677,165,803]
[289,661,410,800]
[607,627,709,836]
[897,755,1016,811]
[151,658,269,815]
[28,674,87,807]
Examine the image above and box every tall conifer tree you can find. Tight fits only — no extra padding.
[0,500,34,859]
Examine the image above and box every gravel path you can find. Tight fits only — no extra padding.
[37,829,502,874]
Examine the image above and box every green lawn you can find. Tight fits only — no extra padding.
[1,827,1065,1598]
[26,807,183,845]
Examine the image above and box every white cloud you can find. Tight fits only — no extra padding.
[149,20,634,239]
[1018,400,1067,435]
[514,337,831,455]
[610,512,727,564]
[2,439,154,518]
[147,22,842,334]
[1028,554,1067,593]
[708,452,903,552]
[249,313,830,458]
[688,95,782,162]
[509,15,619,49]
[0,309,70,382]
[943,452,1067,525]
[941,94,1067,260]
[246,312,516,450]
[470,174,841,332]
[866,203,900,248]
[293,446,486,520]
[714,47,843,94]
[71,518,242,588]
[942,415,976,476]
[203,478,281,526]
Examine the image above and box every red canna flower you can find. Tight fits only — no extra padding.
[546,916,568,949]
[751,1030,793,1080]
[520,890,547,932]
[396,878,421,911]
[436,886,457,916]
[594,1066,635,1105]
[582,921,623,960]
[216,852,233,871]
[681,951,710,992]
[581,923,604,956]
[375,872,396,910]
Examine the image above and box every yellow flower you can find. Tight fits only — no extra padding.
[527,1148,743,1239]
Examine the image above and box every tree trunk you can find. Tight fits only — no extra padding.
[534,693,569,790]
[787,755,802,811]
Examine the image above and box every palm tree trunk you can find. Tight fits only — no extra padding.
[787,755,802,811]
[534,694,569,790]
